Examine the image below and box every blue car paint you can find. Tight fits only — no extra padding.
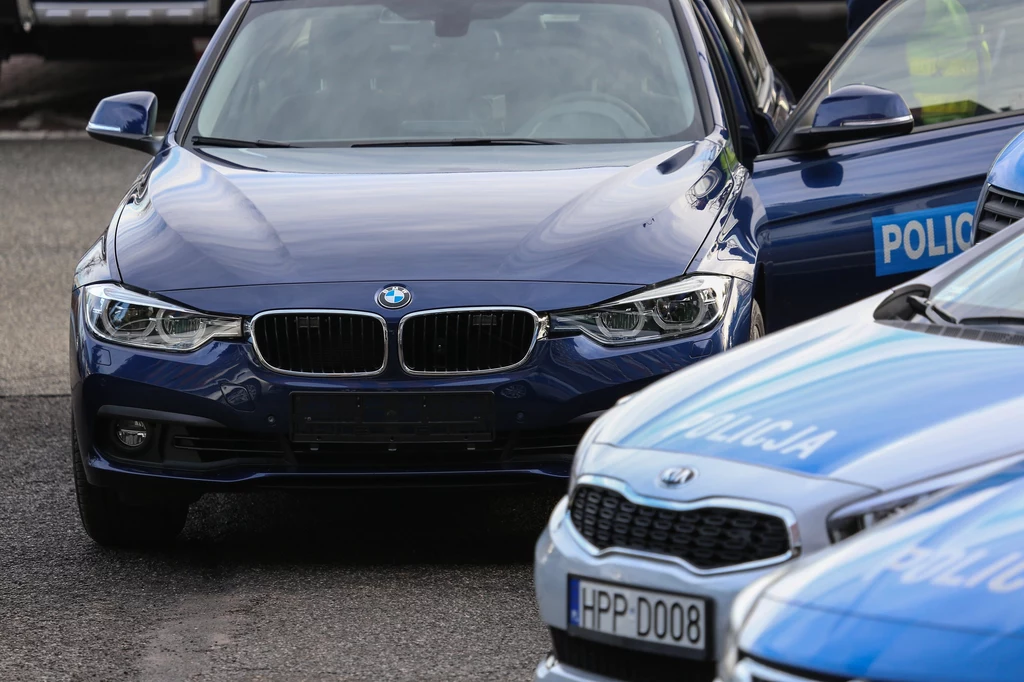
[752,114,1024,331]
[811,83,911,127]
[738,461,1024,682]
[987,130,1024,193]
[608,320,1024,478]
[111,143,725,292]
[87,91,157,137]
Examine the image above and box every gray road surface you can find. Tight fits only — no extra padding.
[0,139,554,680]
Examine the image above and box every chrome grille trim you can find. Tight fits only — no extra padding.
[249,309,388,377]
[566,475,801,576]
[397,306,543,376]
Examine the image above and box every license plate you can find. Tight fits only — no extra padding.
[568,576,708,656]
[291,392,494,443]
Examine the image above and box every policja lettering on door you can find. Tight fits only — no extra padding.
[872,202,976,276]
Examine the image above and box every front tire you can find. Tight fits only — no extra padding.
[72,423,189,547]
[750,299,765,340]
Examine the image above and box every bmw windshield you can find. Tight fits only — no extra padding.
[190,0,706,146]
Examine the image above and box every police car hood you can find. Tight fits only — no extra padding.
[740,464,1024,679]
[113,141,715,292]
[594,297,1024,491]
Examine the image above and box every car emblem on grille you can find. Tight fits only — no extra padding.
[377,285,412,310]
[659,467,696,487]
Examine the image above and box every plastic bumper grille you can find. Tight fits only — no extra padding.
[251,312,386,375]
[569,485,791,571]
[976,185,1024,241]
[400,309,537,374]
[549,628,715,682]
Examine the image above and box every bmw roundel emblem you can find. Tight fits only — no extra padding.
[659,467,696,488]
[377,285,412,310]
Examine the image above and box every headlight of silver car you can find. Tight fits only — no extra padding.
[83,283,242,351]
[549,275,731,346]
[827,455,1024,542]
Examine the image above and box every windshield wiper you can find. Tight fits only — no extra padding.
[191,135,297,148]
[957,315,1024,328]
[350,138,564,148]
[907,295,958,325]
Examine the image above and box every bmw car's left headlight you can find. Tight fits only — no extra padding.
[83,283,242,351]
[549,275,731,346]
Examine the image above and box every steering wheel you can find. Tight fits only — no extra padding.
[515,91,654,139]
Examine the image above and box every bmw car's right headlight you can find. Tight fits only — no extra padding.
[549,275,731,346]
[83,283,242,352]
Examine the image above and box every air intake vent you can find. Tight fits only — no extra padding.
[975,185,1024,241]
[569,485,792,571]
[549,628,715,682]
[399,308,539,374]
[251,311,387,376]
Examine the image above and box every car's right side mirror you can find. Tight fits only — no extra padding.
[794,84,914,150]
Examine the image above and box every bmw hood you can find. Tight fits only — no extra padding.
[595,298,1024,490]
[113,141,716,293]
[738,462,1024,681]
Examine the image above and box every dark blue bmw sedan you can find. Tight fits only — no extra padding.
[72,0,1024,545]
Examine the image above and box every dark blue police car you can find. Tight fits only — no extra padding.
[72,0,1024,545]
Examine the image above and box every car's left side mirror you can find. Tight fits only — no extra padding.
[794,84,914,150]
[86,91,162,155]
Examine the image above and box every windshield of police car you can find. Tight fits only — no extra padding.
[192,0,704,145]
[933,229,1024,321]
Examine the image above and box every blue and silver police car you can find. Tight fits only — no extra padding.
[721,459,1024,682]
[72,0,1024,546]
[534,211,1024,679]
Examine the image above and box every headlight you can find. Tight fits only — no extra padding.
[83,283,242,351]
[827,455,1024,542]
[549,275,731,346]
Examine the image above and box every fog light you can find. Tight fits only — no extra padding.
[114,419,149,449]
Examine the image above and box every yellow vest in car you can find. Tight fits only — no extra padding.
[906,0,991,125]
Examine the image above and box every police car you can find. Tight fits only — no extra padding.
[533,209,1024,678]
[721,458,1024,682]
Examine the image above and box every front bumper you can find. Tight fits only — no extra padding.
[533,496,778,682]
[70,285,748,491]
[532,493,778,679]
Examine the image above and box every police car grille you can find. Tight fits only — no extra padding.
[251,312,386,375]
[976,186,1024,241]
[570,485,791,570]
[400,309,537,374]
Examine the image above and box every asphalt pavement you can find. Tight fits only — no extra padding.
[0,65,555,681]
[1,394,555,680]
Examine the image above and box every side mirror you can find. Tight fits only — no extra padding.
[795,84,914,150]
[86,91,162,155]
